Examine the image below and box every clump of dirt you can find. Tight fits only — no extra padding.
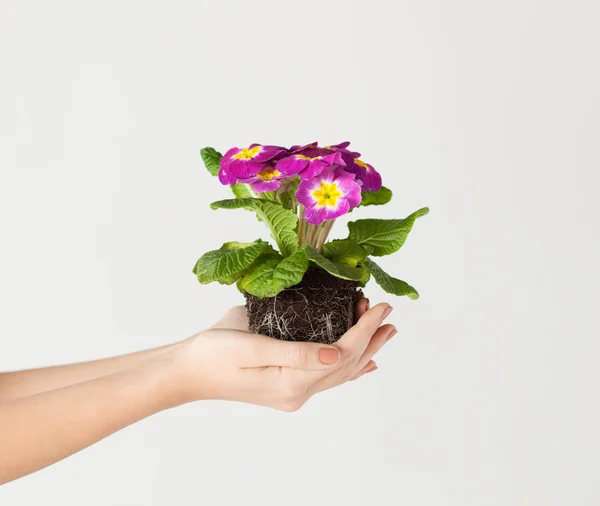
[245,268,359,344]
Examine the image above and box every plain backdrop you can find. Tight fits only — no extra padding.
[1,0,599,505]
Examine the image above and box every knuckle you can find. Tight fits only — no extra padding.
[287,344,309,368]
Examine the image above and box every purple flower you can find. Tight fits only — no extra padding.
[239,162,298,192]
[219,144,285,185]
[296,168,362,225]
[276,142,345,180]
[346,158,382,192]
[323,141,361,169]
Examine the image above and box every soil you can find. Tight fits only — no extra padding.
[245,267,360,344]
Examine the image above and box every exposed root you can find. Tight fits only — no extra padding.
[245,268,359,344]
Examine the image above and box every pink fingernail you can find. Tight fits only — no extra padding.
[386,328,398,342]
[319,348,340,365]
[381,305,393,321]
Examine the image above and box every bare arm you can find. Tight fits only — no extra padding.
[0,344,176,402]
[0,352,182,486]
[0,300,393,486]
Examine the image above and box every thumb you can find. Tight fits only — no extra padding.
[248,335,341,370]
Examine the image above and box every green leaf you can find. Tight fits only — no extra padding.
[305,246,365,281]
[273,249,309,289]
[193,240,268,285]
[347,207,429,256]
[364,258,419,299]
[200,147,222,177]
[231,183,253,199]
[210,199,299,256]
[359,264,371,287]
[322,239,368,268]
[239,249,309,297]
[359,186,393,207]
[219,241,258,251]
[237,255,281,296]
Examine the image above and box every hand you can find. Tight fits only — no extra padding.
[172,294,397,411]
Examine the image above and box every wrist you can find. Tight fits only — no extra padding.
[162,335,214,405]
[135,343,196,410]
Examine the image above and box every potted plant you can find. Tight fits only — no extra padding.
[193,142,428,344]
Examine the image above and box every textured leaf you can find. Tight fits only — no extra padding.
[239,249,309,297]
[231,183,253,199]
[305,246,365,281]
[210,199,299,256]
[359,186,393,207]
[347,207,429,256]
[193,240,268,285]
[364,258,419,299]
[272,249,309,289]
[359,264,371,287]
[237,255,282,296]
[219,241,257,251]
[322,239,369,268]
[200,147,222,177]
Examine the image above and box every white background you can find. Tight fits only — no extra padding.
[1,0,599,504]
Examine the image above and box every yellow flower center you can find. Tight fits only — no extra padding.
[355,158,369,170]
[233,146,262,160]
[257,167,281,181]
[296,154,322,161]
[312,182,342,207]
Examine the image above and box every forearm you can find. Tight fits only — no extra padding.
[0,351,185,485]
[0,343,177,402]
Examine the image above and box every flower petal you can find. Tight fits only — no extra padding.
[276,155,309,175]
[251,179,281,192]
[340,180,363,208]
[302,199,350,225]
[220,147,241,168]
[228,159,265,178]
[330,141,351,149]
[218,164,237,185]
[252,145,286,163]
[346,159,383,192]
[361,167,382,192]
[290,141,318,153]
[299,159,329,179]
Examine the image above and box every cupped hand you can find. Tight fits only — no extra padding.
[173,294,396,411]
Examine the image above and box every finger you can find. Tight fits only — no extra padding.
[337,303,393,357]
[355,324,396,372]
[243,335,341,371]
[351,360,377,381]
[211,306,249,331]
[303,305,393,394]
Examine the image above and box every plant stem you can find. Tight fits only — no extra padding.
[315,220,335,252]
[298,215,307,246]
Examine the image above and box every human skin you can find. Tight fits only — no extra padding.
[0,297,396,485]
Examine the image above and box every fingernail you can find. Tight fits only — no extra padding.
[366,365,378,374]
[381,305,393,321]
[319,347,340,365]
[386,328,398,342]
[365,298,370,310]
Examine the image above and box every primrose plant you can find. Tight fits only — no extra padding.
[194,141,428,311]
[194,138,429,298]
